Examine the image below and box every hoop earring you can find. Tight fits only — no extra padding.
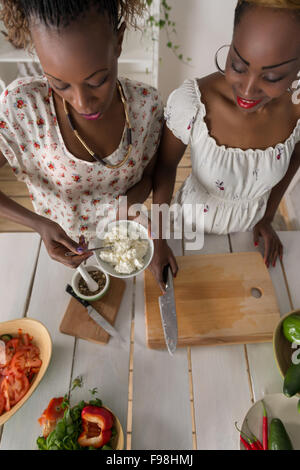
[288,77,300,93]
[214,44,231,76]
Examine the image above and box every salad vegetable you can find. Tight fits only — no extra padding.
[77,406,114,448]
[37,377,117,450]
[0,330,42,416]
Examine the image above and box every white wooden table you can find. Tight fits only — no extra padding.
[0,231,299,450]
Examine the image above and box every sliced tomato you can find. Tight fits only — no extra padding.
[0,391,5,415]
[4,338,20,365]
[21,333,32,347]
[10,348,42,377]
[1,376,10,411]
[1,373,30,408]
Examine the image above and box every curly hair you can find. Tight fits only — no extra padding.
[0,0,147,50]
[234,0,300,27]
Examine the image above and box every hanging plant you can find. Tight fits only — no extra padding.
[145,0,192,64]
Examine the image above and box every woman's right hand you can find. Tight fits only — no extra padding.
[148,239,178,293]
[37,218,93,268]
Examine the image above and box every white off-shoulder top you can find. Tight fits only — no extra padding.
[165,79,300,234]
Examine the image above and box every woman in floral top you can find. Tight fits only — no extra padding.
[0,0,163,268]
[151,0,300,291]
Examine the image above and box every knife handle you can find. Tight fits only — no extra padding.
[65,284,90,308]
[162,264,171,287]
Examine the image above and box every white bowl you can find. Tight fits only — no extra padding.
[71,264,110,302]
[95,219,154,279]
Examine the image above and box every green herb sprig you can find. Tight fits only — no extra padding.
[36,378,114,451]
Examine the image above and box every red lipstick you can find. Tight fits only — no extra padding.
[237,96,262,110]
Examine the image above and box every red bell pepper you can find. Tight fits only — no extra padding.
[77,406,114,448]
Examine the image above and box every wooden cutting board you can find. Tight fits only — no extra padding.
[144,252,280,349]
[60,277,126,344]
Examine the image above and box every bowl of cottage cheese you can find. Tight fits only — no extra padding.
[95,220,154,278]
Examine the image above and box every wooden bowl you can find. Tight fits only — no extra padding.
[273,309,300,396]
[104,406,124,450]
[0,318,52,425]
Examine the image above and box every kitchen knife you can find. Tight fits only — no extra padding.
[65,284,125,344]
[158,264,178,355]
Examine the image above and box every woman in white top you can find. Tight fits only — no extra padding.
[0,0,163,268]
[151,0,300,292]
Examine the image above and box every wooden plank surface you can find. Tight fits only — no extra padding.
[0,181,30,197]
[70,278,134,447]
[280,232,300,310]
[186,234,253,450]
[144,251,280,348]
[0,242,76,450]
[60,277,126,344]
[0,232,40,446]
[0,165,19,180]
[0,232,40,320]
[230,232,292,402]
[131,237,194,450]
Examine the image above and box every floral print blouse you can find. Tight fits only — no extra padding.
[0,76,163,241]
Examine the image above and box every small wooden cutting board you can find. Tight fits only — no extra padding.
[60,277,126,344]
[144,252,280,349]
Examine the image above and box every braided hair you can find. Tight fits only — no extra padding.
[0,0,146,49]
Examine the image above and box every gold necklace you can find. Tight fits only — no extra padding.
[63,80,132,169]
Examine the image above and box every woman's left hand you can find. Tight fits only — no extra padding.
[253,218,283,268]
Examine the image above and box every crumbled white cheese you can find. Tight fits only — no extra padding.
[100,225,149,274]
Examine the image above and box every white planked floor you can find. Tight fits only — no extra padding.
[0,231,299,450]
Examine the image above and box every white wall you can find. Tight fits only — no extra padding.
[158,0,237,102]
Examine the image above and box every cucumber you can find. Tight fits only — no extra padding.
[283,362,300,397]
[283,314,300,344]
[268,418,293,450]
[0,334,12,342]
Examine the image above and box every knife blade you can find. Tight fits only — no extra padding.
[65,284,125,344]
[158,265,178,355]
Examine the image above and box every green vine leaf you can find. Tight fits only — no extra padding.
[145,0,192,65]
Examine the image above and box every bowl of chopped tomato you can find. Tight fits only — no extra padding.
[0,318,52,425]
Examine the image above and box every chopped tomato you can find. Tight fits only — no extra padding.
[1,377,10,411]
[4,339,20,365]
[0,392,5,415]
[0,330,42,417]
[1,373,30,409]
[10,348,42,377]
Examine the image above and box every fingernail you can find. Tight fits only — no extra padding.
[254,242,258,247]
[77,247,83,253]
